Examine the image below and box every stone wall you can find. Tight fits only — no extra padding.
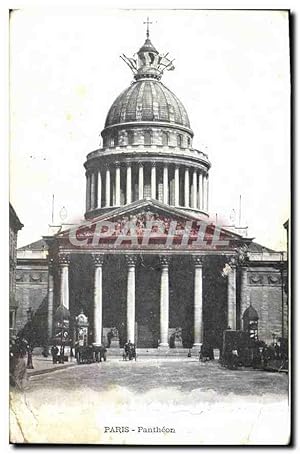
[103,127,193,149]
[15,263,49,334]
[240,266,288,344]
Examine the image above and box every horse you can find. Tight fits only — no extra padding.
[92,345,107,362]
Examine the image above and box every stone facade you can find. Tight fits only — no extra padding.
[239,266,288,345]
[9,204,23,336]
[15,240,49,339]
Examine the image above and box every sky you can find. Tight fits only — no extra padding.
[9,8,290,250]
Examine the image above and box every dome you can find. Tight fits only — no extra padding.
[105,80,191,129]
[243,305,259,321]
[54,304,70,321]
[76,310,89,326]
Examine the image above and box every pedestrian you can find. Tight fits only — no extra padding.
[51,345,59,364]
[10,337,28,390]
[26,343,34,369]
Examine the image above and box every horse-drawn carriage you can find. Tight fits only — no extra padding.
[75,344,107,364]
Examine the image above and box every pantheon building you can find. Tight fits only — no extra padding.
[16,28,287,352]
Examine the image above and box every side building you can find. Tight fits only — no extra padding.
[9,203,23,337]
[15,239,49,344]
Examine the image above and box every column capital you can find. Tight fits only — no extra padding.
[126,162,132,168]
[92,253,105,267]
[228,256,237,267]
[192,255,203,267]
[115,161,121,168]
[58,253,70,266]
[105,163,110,170]
[159,255,171,267]
[125,254,138,267]
[138,161,144,168]
[151,161,157,167]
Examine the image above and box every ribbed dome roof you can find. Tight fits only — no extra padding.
[105,80,190,129]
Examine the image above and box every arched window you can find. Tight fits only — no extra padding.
[127,130,134,145]
[162,131,168,146]
[187,137,191,148]
[144,130,151,146]
[103,135,109,148]
[243,305,259,340]
[113,131,119,147]
[177,134,183,148]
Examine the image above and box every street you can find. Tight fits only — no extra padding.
[10,358,289,445]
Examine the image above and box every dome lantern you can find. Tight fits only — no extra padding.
[121,17,175,82]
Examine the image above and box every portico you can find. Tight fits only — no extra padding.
[49,224,239,351]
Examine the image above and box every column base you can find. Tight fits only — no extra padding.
[191,343,202,356]
[92,342,103,347]
[158,343,169,351]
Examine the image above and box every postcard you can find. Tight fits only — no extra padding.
[9,9,290,445]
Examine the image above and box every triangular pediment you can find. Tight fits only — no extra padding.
[55,199,249,251]
[91,198,201,223]
[56,199,198,237]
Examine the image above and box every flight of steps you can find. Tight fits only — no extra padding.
[106,347,196,357]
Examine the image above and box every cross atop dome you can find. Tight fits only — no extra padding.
[120,20,175,81]
[143,17,152,38]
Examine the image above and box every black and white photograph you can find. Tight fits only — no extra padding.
[8,8,290,445]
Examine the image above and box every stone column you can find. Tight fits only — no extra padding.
[203,173,207,211]
[105,166,111,207]
[90,172,96,209]
[58,253,70,310]
[86,173,91,211]
[206,175,209,211]
[47,259,54,340]
[201,173,205,210]
[192,169,197,209]
[138,163,144,199]
[159,255,170,349]
[227,257,237,330]
[184,167,190,207]
[192,256,203,350]
[198,172,203,210]
[115,163,121,206]
[163,165,168,204]
[240,267,249,330]
[125,255,137,343]
[97,170,102,208]
[92,254,104,345]
[151,162,156,199]
[126,164,132,204]
[174,165,179,206]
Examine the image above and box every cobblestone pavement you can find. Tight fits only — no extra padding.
[10,358,289,445]
[27,357,288,396]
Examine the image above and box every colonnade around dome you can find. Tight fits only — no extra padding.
[85,160,209,216]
